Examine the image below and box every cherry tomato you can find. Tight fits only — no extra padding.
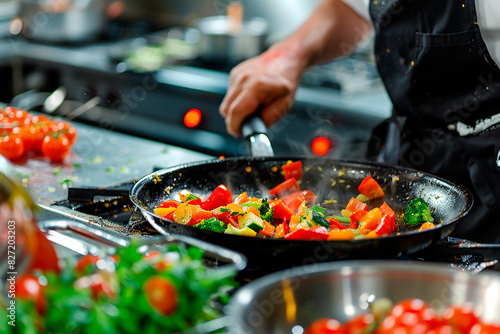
[15,275,46,314]
[51,120,77,145]
[389,298,429,319]
[143,276,179,316]
[89,273,116,300]
[426,325,454,334]
[0,132,25,160]
[27,228,61,275]
[305,318,347,334]
[12,125,37,152]
[41,133,71,162]
[31,121,53,153]
[442,304,480,333]
[144,250,173,272]
[344,313,375,334]
[469,322,500,334]
[75,254,101,273]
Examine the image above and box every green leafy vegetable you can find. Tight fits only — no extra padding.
[2,241,238,333]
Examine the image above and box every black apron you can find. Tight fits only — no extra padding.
[368,0,500,243]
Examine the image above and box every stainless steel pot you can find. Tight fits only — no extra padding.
[226,260,500,333]
[195,15,268,63]
[19,0,107,43]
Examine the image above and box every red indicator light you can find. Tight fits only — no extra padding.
[184,109,202,128]
[312,137,330,156]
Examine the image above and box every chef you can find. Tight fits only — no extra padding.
[219,0,500,243]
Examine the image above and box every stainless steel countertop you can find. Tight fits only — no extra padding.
[10,118,212,205]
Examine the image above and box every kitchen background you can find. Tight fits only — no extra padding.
[0,0,391,158]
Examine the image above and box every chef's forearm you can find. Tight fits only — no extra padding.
[268,0,371,71]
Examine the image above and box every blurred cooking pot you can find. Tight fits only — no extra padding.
[226,260,500,333]
[19,0,107,43]
[195,15,268,64]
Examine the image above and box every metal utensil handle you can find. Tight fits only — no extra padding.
[242,112,267,138]
[241,112,275,157]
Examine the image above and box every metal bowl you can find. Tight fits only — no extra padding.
[227,260,500,333]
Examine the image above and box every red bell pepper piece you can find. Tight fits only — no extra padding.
[280,190,316,214]
[379,201,395,218]
[327,217,347,230]
[349,210,367,229]
[282,161,303,181]
[345,197,367,212]
[358,175,385,199]
[163,209,175,222]
[281,190,317,206]
[375,202,396,236]
[282,218,290,235]
[269,177,300,198]
[199,185,233,211]
[158,199,180,208]
[284,226,329,240]
[269,199,295,221]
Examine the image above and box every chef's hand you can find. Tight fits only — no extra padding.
[219,45,307,137]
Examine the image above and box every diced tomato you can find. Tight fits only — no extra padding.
[282,160,303,181]
[259,221,275,237]
[327,217,347,230]
[284,226,329,240]
[358,175,385,199]
[269,177,300,198]
[345,197,367,212]
[270,199,295,221]
[199,185,233,211]
[158,199,181,208]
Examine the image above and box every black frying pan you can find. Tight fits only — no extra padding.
[130,156,473,274]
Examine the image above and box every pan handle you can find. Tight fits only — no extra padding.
[241,112,275,157]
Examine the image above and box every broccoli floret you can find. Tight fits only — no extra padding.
[258,199,274,222]
[193,217,225,233]
[242,200,274,222]
[403,197,434,225]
